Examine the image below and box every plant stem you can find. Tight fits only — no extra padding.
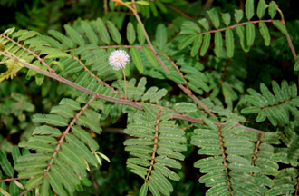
[122,68,127,99]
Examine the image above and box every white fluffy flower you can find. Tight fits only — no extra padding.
[109,50,130,70]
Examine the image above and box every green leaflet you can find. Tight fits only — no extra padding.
[260,83,277,105]
[15,161,48,172]
[167,71,185,84]
[235,9,244,23]
[40,177,50,196]
[18,31,39,42]
[272,81,285,102]
[245,0,254,20]
[107,21,121,44]
[64,24,85,46]
[156,24,168,51]
[76,116,102,134]
[50,164,75,192]
[207,8,220,28]
[241,106,261,114]
[257,0,266,19]
[126,23,136,45]
[81,21,98,45]
[12,146,21,163]
[38,35,63,50]
[139,3,150,18]
[148,180,160,196]
[246,23,255,47]
[150,171,173,194]
[268,1,277,19]
[200,33,211,56]
[33,125,62,137]
[16,153,50,162]
[28,136,57,144]
[198,18,209,31]
[173,103,198,113]
[58,150,86,177]
[0,150,14,177]
[221,13,231,26]
[18,170,44,178]
[178,34,197,50]
[150,89,168,103]
[180,21,201,34]
[33,114,68,126]
[199,170,226,184]
[130,47,143,73]
[225,29,234,58]
[148,176,169,196]
[25,175,43,189]
[44,52,71,59]
[72,126,100,152]
[149,2,159,17]
[206,182,230,196]
[142,46,158,67]
[155,0,167,13]
[65,134,98,166]
[48,172,68,196]
[9,181,20,195]
[273,20,287,34]
[96,18,111,44]
[19,142,54,152]
[50,105,73,118]
[259,22,270,46]
[191,34,202,57]
[228,163,260,172]
[214,31,223,57]
[140,182,149,196]
[295,59,299,71]
[236,25,249,52]
[4,27,15,35]
[137,24,146,44]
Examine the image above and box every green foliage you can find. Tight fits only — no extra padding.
[1,0,299,195]
[242,81,298,126]
[124,107,186,195]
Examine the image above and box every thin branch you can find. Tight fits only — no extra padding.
[162,53,188,85]
[102,127,125,133]
[217,124,232,195]
[145,110,161,182]
[276,7,296,61]
[177,84,217,118]
[167,4,193,20]
[103,0,108,14]
[90,169,100,195]
[122,68,127,99]
[0,51,266,135]
[220,58,231,87]
[251,133,262,175]
[0,177,29,182]
[128,3,217,118]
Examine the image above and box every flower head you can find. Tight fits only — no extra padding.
[109,50,130,70]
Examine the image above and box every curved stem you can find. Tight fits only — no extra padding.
[0,51,266,135]
[122,68,127,99]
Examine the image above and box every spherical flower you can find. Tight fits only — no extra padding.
[109,50,130,70]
